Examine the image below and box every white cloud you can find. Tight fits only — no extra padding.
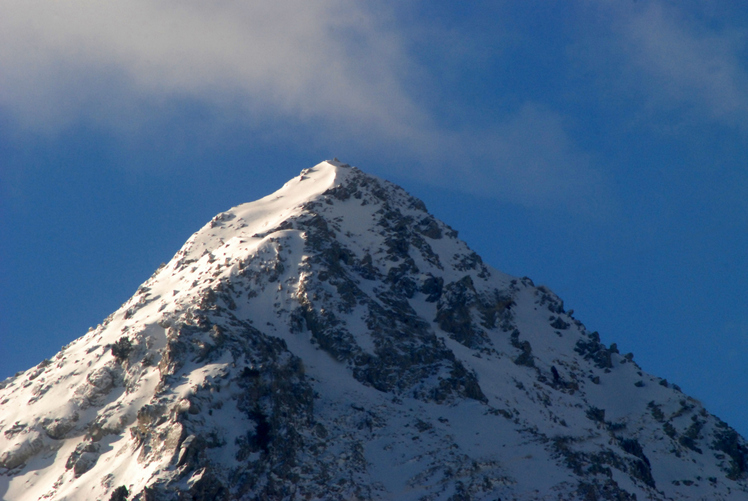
[605,3,748,131]
[0,1,423,135]
[0,0,606,212]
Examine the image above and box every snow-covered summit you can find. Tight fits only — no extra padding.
[1,160,747,500]
[176,160,345,263]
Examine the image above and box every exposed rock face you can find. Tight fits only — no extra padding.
[1,160,747,500]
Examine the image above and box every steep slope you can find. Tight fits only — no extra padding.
[1,160,747,500]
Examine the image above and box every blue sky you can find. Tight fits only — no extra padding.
[1,1,747,435]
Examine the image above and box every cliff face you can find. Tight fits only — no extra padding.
[1,160,747,500]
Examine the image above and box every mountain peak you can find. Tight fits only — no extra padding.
[2,160,747,500]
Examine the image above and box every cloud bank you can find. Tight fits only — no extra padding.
[0,1,420,134]
[4,1,745,211]
[0,0,606,211]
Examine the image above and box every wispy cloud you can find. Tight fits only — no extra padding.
[599,2,748,132]
[0,1,607,212]
[402,104,607,214]
[0,1,422,134]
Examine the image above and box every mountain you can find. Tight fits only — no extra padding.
[1,160,747,501]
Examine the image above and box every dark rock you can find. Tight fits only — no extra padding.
[109,485,129,501]
[420,274,444,302]
[575,337,613,370]
[415,217,442,239]
[436,276,489,349]
[713,423,748,480]
[111,336,133,363]
[550,317,570,330]
[586,407,606,423]
[511,330,535,367]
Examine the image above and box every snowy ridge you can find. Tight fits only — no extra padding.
[1,160,747,500]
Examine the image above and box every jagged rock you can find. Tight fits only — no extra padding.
[0,432,44,470]
[66,441,100,477]
[109,486,129,501]
[43,414,78,440]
